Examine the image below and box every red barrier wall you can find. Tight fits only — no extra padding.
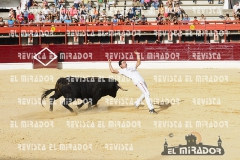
[0,44,240,64]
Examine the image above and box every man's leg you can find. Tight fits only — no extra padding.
[134,94,145,107]
[136,81,155,111]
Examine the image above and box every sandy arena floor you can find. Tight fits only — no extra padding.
[0,68,239,160]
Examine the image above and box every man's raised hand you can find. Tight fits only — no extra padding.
[134,51,140,55]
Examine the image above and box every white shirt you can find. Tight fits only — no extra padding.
[118,66,144,85]
[74,0,81,3]
[43,8,50,15]
[233,5,240,12]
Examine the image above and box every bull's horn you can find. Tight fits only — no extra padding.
[117,83,128,91]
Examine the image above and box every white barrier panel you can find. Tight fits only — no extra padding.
[58,61,240,69]
[0,63,32,70]
[0,61,240,70]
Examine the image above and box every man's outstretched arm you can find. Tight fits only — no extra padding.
[108,59,119,74]
[135,51,141,68]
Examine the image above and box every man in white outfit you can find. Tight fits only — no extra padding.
[108,51,157,114]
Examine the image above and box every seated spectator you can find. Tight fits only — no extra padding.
[9,8,14,17]
[74,0,81,10]
[79,16,85,23]
[50,4,58,19]
[94,16,100,25]
[80,5,88,19]
[151,0,159,10]
[0,17,5,27]
[156,14,163,25]
[21,0,27,11]
[36,17,44,25]
[43,6,50,17]
[144,0,151,9]
[102,16,109,25]
[119,15,125,24]
[54,16,62,23]
[58,0,65,9]
[60,6,67,15]
[23,9,29,21]
[199,14,206,24]
[21,4,28,12]
[64,16,72,24]
[60,12,67,22]
[32,0,40,6]
[163,17,170,25]
[45,16,52,23]
[37,12,45,22]
[233,2,240,17]
[234,16,240,24]
[116,10,122,19]
[100,9,107,19]
[112,15,118,25]
[17,13,24,24]
[69,6,78,18]
[86,15,93,22]
[167,4,175,19]
[28,12,35,22]
[92,7,99,19]
[107,0,116,10]
[193,16,199,24]
[86,1,92,12]
[138,14,147,24]
[42,0,48,7]
[16,7,21,17]
[127,9,134,19]
[7,16,15,27]
[224,13,231,23]
[124,17,132,25]
[132,0,142,15]
[72,12,79,20]
[27,0,32,9]
[9,11,16,21]
[174,3,182,18]
[158,3,165,15]
[182,14,190,24]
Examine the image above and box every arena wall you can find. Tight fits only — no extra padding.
[0,44,240,70]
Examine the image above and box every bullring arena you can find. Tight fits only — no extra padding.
[1,66,240,159]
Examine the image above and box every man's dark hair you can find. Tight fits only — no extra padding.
[119,59,124,66]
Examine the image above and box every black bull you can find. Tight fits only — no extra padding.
[41,77,127,112]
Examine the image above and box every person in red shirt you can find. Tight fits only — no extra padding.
[28,12,35,22]
[17,13,24,24]
[193,16,199,25]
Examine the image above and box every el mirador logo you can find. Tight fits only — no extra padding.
[161,132,224,155]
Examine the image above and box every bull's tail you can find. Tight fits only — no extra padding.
[41,89,56,108]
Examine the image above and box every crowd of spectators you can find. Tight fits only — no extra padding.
[0,0,239,27]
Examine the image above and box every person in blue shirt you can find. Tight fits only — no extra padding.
[23,9,29,21]
[7,17,15,27]
[182,14,190,24]
[64,16,72,25]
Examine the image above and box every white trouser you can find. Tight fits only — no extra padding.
[136,81,154,110]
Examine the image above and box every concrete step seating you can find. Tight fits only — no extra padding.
[31,0,225,20]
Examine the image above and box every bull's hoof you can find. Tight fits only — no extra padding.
[49,109,53,112]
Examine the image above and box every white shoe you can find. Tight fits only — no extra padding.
[134,101,140,108]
